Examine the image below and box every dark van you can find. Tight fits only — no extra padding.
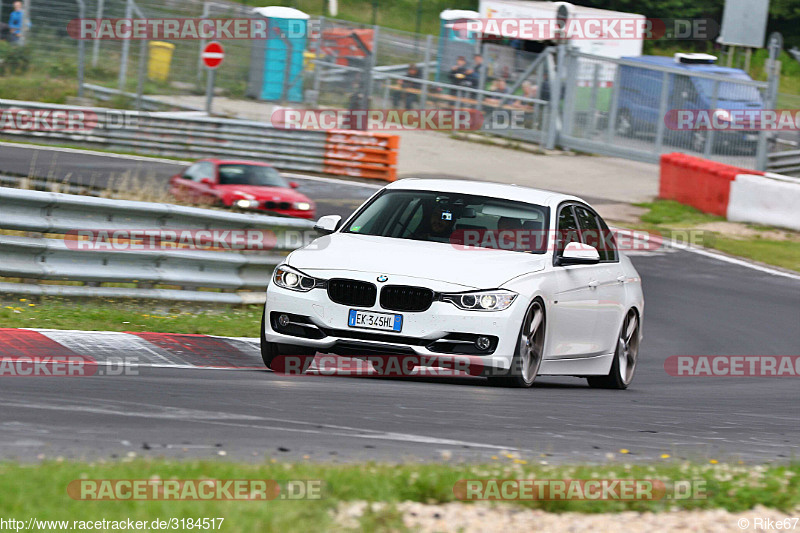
[615,54,764,154]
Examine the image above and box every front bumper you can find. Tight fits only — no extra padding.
[263,277,527,372]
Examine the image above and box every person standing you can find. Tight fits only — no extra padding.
[465,54,484,89]
[8,1,24,43]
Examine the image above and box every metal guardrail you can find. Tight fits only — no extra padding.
[0,99,399,182]
[0,186,316,304]
[767,149,800,175]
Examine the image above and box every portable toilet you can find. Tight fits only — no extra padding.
[437,10,480,82]
[247,6,310,102]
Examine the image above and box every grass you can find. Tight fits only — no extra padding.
[0,459,797,530]
[631,200,800,272]
[0,301,263,337]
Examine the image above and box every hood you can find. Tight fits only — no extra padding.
[288,233,547,289]
[214,184,311,203]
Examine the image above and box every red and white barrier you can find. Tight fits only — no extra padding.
[727,173,800,231]
[659,153,800,231]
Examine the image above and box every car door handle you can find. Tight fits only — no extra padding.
[588,280,599,289]
[616,275,626,283]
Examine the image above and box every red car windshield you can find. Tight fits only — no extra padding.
[218,164,288,187]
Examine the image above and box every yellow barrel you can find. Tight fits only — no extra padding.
[303,51,316,72]
[147,41,176,82]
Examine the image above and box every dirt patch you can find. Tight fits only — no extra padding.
[335,501,798,532]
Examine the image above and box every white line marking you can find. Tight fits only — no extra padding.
[0,398,519,451]
[282,172,383,189]
[0,141,190,165]
[617,228,800,281]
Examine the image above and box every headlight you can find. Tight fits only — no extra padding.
[273,265,317,292]
[441,290,517,311]
[235,199,259,209]
[293,202,312,211]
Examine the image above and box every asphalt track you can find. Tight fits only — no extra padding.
[0,143,377,219]
[0,143,798,463]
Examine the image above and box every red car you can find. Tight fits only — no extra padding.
[169,159,316,219]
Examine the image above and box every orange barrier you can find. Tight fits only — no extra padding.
[659,153,763,217]
[323,131,399,182]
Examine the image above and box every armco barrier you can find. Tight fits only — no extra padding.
[0,99,399,182]
[659,153,764,217]
[727,174,800,232]
[0,186,316,304]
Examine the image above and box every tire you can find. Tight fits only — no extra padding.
[615,110,635,138]
[587,308,640,390]
[488,299,545,388]
[260,310,315,373]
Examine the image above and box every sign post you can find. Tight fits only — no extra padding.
[202,42,225,114]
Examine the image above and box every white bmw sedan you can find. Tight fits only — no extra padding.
[261,179,643,388]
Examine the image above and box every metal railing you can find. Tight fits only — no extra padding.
[0,99,399,181]
[557,49,775,170]
[0,186,316,304]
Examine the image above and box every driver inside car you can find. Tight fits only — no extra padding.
[412,207,456,242]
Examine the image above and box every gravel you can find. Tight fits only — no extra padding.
[335,501,798,532]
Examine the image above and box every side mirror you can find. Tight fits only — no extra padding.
[200,178,214,186]
[557,242,600,266]
[289,181,299,189]
[314,214,342,235]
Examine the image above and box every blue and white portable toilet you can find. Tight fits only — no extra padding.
[437,9,480,82]
[247,6,310,102]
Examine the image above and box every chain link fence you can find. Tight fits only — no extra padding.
[0,0,787,170]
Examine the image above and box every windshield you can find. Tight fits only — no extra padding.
[694,73,763,104]
[343,190,550,253]
[218,164,288,187]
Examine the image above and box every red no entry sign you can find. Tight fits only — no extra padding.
[202,42,225,69]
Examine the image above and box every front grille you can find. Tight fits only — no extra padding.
[263,201,292,210]
[327,279,377,307]
[380,285,434,312]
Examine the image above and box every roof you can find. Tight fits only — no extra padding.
[621,55,748,75]
[479,0,643,19]
[386,178,584,207]
[252,6,310,19]
[201,159,274,167]
[440,9,481,20]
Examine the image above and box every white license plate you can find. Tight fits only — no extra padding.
[744,134,758,142]
[348,309,403,332]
